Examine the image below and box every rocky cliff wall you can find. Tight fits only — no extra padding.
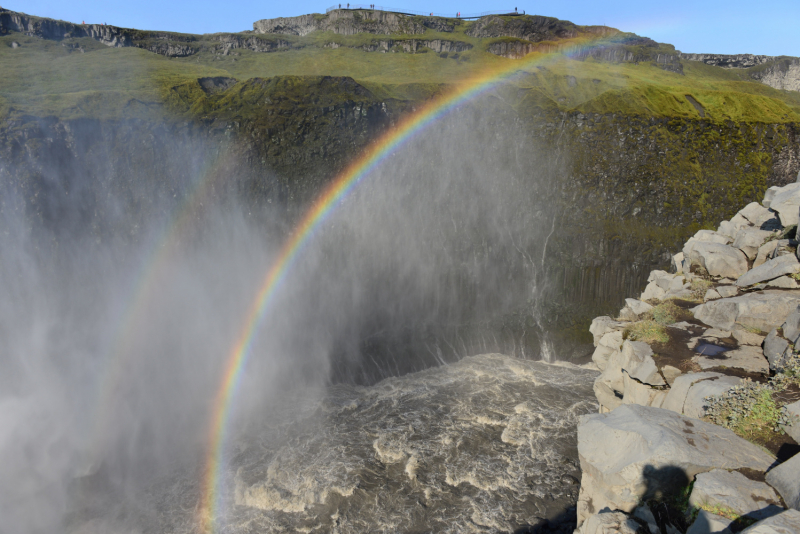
[680,53,779,68]
[3,77,798,360]
[487,37,683,71]
[753,58,800,92]
[253,10,429,36]
[465,14,608,41]
[574,182,800,533]
[0,8,203,56]
[681,53,800,93]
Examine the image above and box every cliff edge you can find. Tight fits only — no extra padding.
[576,178,800,532]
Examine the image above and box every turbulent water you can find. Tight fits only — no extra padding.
[80,354,598,534]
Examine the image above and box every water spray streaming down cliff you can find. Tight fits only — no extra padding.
[0,102,596,533]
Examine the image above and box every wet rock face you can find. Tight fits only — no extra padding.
[222,354,598,533]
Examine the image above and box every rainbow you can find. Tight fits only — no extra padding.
[85,150,229,462]
[199,33,627,530]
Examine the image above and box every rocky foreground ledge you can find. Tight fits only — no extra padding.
[576,180,800,533]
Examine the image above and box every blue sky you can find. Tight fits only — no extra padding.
[6,0,799,56]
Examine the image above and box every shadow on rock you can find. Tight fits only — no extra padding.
[514,506,578,534]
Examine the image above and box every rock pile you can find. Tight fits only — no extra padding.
[576,181,800,533]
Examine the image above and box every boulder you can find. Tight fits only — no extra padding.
[576,405,774,525]
[577,510,643,534]
[594,352,626,412]
[754,241,779,268]
[740,510,800,533]
[765,452,800,510]
[692,291,800,331]
[718,214,752,240]
[780,401,800,443]
[689,469,781,518]
[622,373,667,408]
[768,239,797,260]
[732,328,765,346]
[662,372,726,415]
[733,227,776,260]
[641,271,691,301]
[592,330,624,371]
[736,255,800,287]
[620,298,654,321]
[739,202,781,230]
[705,289,721,302]
[662,365,682,386]
[682,375,742,419]
[717,286,739,298]
[766,276,800,289]
[673,252,686,274]
[693,346,769,375]
[621,340,665,386]
[781,306,800,343]
[685,242,749,279]
[767,182,800,227]
[590,316,626,346]
[694,229,734,245]
[763,329,791,372]
[685,510,732,534]
[642,280,667,301]
[762,186,781,209]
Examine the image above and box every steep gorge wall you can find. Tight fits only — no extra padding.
[2,77,798,360]
[681,53,800,93]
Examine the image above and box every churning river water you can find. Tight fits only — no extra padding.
[74,354,598,534]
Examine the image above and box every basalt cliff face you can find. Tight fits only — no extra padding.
[682,53,800,93]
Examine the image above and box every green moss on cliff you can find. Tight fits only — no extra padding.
[2,20,800,125]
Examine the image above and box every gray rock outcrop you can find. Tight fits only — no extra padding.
[693,346,769,374]
[768,183,800,227]
[619,298,654,321]
[780,401,800,443]
[684,241,749,279]
[740,510,800,533]
[733,227,775,260]
[736,255,800,287]
[590,316,626,346]
[763,329,791,371]
[780,307,800,343]
[254,10,427,36]
[680,54,800,94]
[689,469,781,518]
[765,454,800,511]
[576,404,773,525]
[692,291,800,331]
[682,375,742,419]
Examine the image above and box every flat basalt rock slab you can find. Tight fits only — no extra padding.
[693,345,769,374]
[576,404,773,525]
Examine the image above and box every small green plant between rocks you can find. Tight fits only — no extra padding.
[624,300,689,344]
[625,320,669,343]
[705,352,800,447]
[689,278,713,302]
